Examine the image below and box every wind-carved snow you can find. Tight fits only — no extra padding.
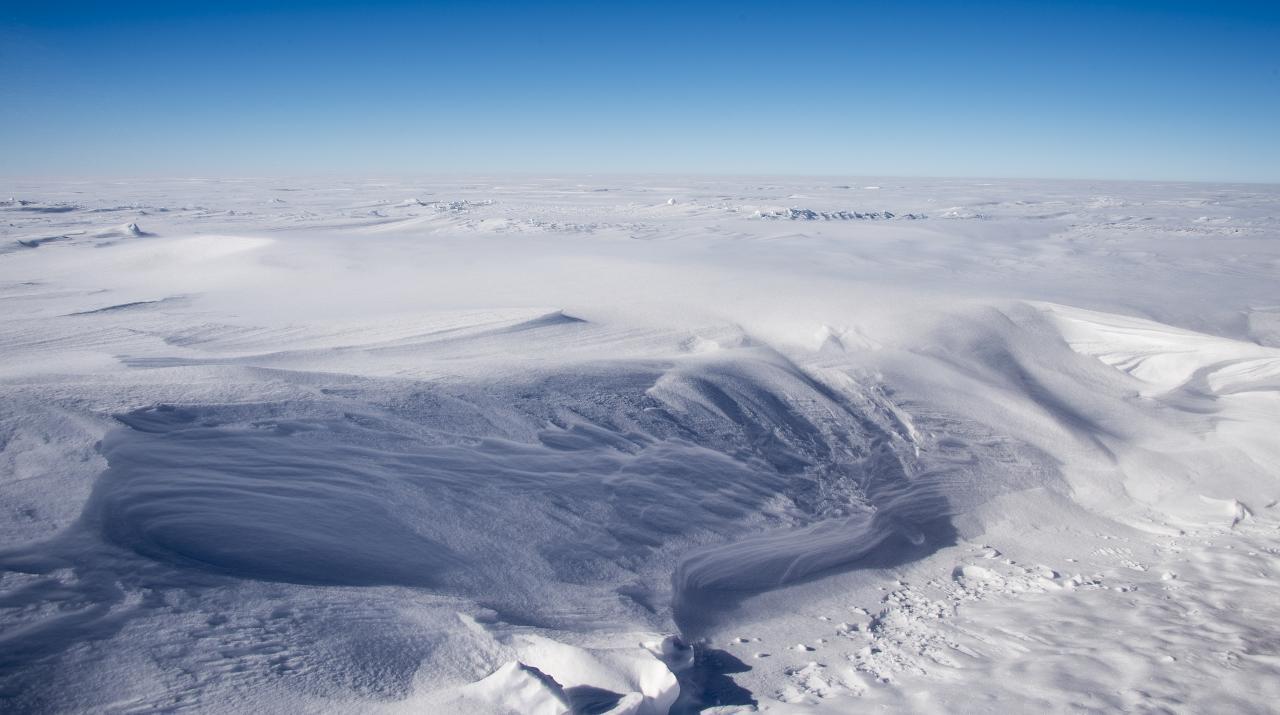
[1,176,1279,713]
[47,344,958,624]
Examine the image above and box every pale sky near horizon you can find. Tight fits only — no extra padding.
[2,0,1278,182]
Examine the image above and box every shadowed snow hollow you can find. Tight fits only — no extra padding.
[60,346,961,635]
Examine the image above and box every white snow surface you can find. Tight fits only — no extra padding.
[1,176,1279,713]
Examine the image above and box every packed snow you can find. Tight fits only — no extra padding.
[1,176,1278,713]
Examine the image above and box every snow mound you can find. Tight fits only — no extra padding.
[939,206,985,219]
[443,661,572,715]
[94,222,152,238]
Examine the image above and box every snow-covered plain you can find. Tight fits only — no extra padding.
[1,176,1278,713]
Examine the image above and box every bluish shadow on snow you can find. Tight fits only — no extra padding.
[671,646,757,714]
[90,349,959,610]
[0,347,963,706]
[83,349,957,614]
[85,404,461,587]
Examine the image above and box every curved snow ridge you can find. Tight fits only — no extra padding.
[650,351,958,635]
[1201,356,1280,395]
[911,303,1280,530]
[143,307,574,357]
[65,295,189,316]
[114,308,597,376]
[671,507,948,636]
[1037,302,1280,396]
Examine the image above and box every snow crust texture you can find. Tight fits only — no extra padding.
[1,177,1279,713]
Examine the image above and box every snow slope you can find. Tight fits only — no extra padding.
[1,177,1278,713]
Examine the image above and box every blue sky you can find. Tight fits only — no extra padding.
[2,1,1278,181]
